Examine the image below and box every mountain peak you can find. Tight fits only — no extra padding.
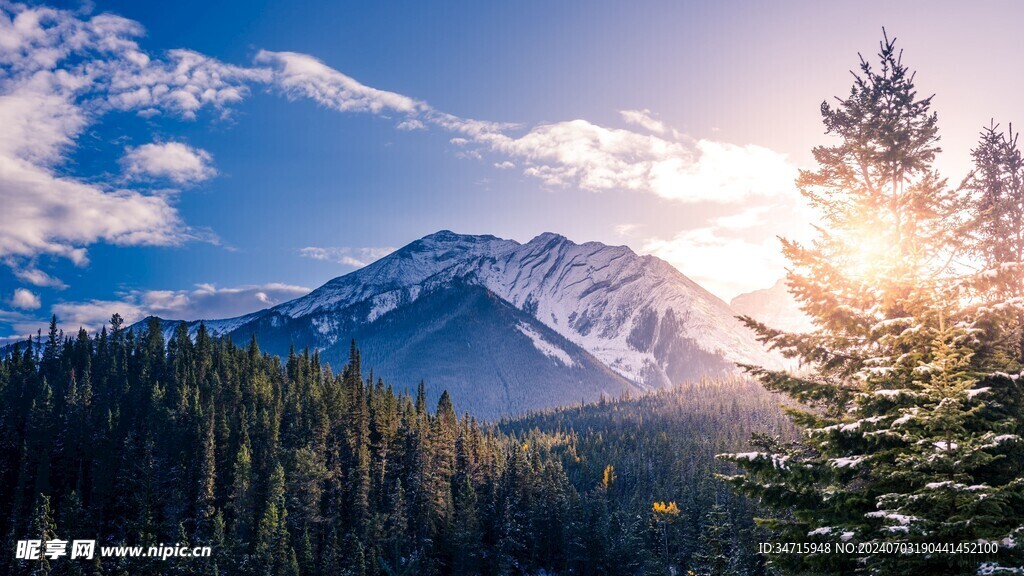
[135,229,780,415]
[530,231,569,244]
[422,229,461,241]
[420,229,501,243]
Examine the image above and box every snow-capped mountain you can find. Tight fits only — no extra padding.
[140,231,780,417]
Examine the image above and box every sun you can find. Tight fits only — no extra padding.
[840,223,896,282]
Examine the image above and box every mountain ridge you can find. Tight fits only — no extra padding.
[134,230,780,416]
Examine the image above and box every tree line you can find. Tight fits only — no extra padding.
[1,314,789,576]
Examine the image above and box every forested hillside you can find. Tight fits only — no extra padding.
[501,380,794,575]
[0,315,788,576]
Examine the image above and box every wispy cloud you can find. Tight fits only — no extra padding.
[0,307,39,345]
[619,109,668,134]
[711,206,772,230]
[0,84,187,266]
[642,228,787,302]
[255,50,425,116]
[250,48,798,206]
[48,299,148,335]
[0,1,801,298]
[396,119,426,131]
[477,123,797,203]
[136,283,311,320]
[11,266,67,289]
[299,246,396,268]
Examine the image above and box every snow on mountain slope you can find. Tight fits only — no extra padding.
[472,232,780,386]
[515,321,575,367]
[324,281,634,419]
[275,231,515,319]
[142,230,780,391]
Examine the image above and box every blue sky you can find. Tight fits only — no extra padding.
[2,0,1023,340]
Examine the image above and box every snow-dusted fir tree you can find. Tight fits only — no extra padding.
[962,122,1024,368]
[690,503,736,576]
[720,31,1024,574]
[963,123,1024,285]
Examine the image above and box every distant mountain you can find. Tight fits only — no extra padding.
[136,230,780,418]
[730,278,814,333]
[0,338,31,359]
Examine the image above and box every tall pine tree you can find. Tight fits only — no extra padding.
[721,31,1024,574]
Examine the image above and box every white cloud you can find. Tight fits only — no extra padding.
[50,299,147,333]
[0,81,187,262]
[246,50,798,205]
[122,142,216,184]
[424,111,519,139]
[137,283,311,320]
[472,120,799,203]
[201,45,800,208]
[0,3,261,278]
[620,109,667,134]
[11,266,67,288]
[0,307,40,344]
[642,227,788,301]
[11,288,40,309]
[246,51,799,206]
[47,282,312,333]
[397,119,425,131]
[640,199,815,300]
[103,49,268,119]
[0,2,806,309]
[299,246,396,268]
[255,50,424,116]
[0,91,188,263]
[0,334,31,347]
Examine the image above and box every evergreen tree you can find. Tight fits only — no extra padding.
[380,480,414,576]
[197,410,217,536]
[450,477,482,576]
[721,31,1024,574]
[228,411,255,569]
[690,504,734,576]
[962,122,1024,280]
[27,494,56,576]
